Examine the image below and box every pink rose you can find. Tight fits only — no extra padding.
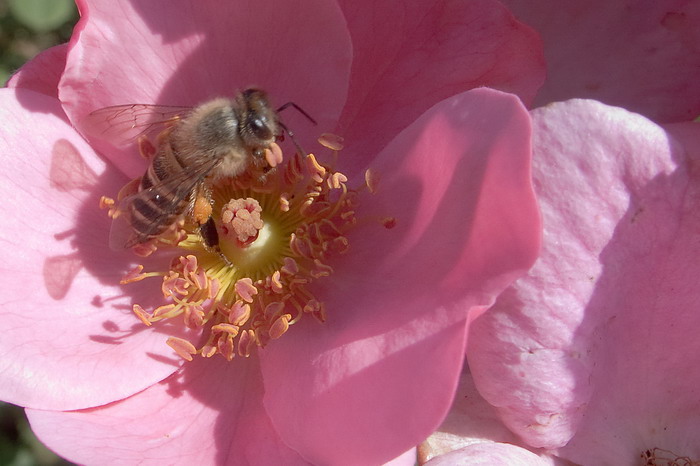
[428,99,700,464]
[1,0,543,464]
[418,1,700,463]
[500,0,700,122]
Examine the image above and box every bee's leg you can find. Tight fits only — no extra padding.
[199,216,219,249]
[251,147,266,169]
[193,185,231,266]
[199,216,232,266]
[192,185,213,226]
[250,147,277,184]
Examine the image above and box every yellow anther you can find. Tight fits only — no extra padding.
[212,323,240,336]
[235,277,258,303]
[318,132,344,151]
[99,196,115,210]
[132,304,152,326]
[166,337,197,361]
[228,300,251,326]
[365,168,380,194]
[269,314,292,339]
[328,172,348,190]
[305,153,326,183]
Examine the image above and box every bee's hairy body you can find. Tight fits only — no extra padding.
[128,89,280,246]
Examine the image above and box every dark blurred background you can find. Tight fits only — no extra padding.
[0,0,76,84]
[2,1,79,464]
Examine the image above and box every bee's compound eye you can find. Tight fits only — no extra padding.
[248,116,273,141]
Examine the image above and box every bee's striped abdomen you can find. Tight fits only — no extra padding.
[129,141,191,243]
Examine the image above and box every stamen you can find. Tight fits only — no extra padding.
[235,278,258,303]
[183,303,205,328]
[228,300,251,326]
[121,265,148,284]
[219,334,235,361]
[111,131,380,361]
[318,132,344,151]
[211,323,239,336]
[365,168,380,194]
[132,242,159,258]
[305,153,326,183]
[152,304,176,318]
[237,330,256,358]
[269,313,292,339]
[270,270,284,293]
[279,193,291,212]
[132,304,152,326]
[281,257,299,275]
[99,196,115,210]
[382,217,397,229]
[137,135,157,160]
[328,172,348,190]
[166,337,197,361]
[265,142,283,167]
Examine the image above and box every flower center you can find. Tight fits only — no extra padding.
[105,137,380,361]
[220,197,264,246]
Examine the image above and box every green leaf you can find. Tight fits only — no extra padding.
[8,0,76,33]
[0,67,10,87]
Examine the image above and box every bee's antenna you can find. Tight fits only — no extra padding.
[276,102,316,157]
[277,102,317,126]
[277,121,307,156]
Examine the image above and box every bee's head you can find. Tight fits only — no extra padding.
[239,88,279,147]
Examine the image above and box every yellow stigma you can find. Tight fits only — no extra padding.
[220,198,264,246]
[114,139,366,361]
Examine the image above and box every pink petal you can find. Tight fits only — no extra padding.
[420,370,525,462]
[418,372,518,464]
[468,99,699,463]
[27,356,307,465]
[421,371,562,465]
[335,0,545,171]
[261,88,541,465]
[6,44,68,97]
[426,443,553,466]
[556,120,700,464]
[62,0,352,175]
[384,448,418,466]
[0,89,195,410]
[500,0,700,122]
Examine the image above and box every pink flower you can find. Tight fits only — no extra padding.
[499,0,700,123]
[411,2,700,463]
[1,0,543,464]
[419,371,557,465]
[465,100,700,464]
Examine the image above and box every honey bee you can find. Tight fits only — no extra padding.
[84,88,313,253]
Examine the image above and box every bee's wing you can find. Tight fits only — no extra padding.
[81,104,193,147]
[110,157,221,250]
